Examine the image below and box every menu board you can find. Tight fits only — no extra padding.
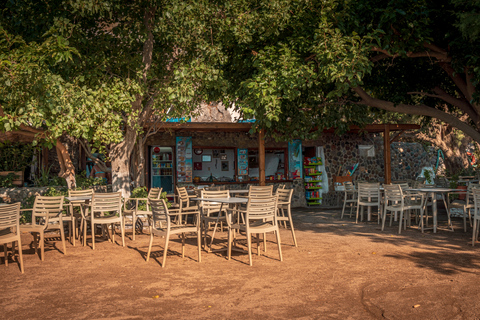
[288,139,303,179]
[237,148,248,175]
[176,136,193,183]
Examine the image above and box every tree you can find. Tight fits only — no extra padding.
[215,0,480,156]
[0,1,229,195]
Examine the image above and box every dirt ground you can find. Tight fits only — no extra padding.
[2,207,480,320]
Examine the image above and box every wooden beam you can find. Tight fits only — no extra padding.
[383,124,392,184]
[390,130,406,143]
[259,129,266,186]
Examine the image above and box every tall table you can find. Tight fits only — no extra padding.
[410,187,463,233]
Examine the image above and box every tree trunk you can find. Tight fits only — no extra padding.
[55,140,76,189]
[134,135,146,187]
[110,127,137,198]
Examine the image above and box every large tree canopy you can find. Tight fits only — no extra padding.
[216,0,480,146]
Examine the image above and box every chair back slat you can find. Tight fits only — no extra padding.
[357,182,380,198]
[148,187,163,200]
[33,196,64,220]
[249,185,273,197]
[246,196,278,221]
[200,190,230,212]
[384,184,404,202]
[276,188,293,203]
[149,198,169,229]
[91,192,122,213]
[0,202,21,230]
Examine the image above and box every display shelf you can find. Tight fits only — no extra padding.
[304,154,325,206]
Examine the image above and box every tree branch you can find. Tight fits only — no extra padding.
[352,86,480,144]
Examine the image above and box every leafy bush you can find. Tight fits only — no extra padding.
[0,173,19,188]
[128,187,171,211]
[75,171,106,190]
[0,141,36,171]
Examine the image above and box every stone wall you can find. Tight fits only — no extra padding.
[0,187,57,205]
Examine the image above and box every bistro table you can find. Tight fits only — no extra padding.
[191,197,248,253]
[410,187,465,233]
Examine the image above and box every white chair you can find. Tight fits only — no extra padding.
[0,203,24,273]
[382,184,424,234]
[356,182,381,223]
[341,182,357,219]
[146,198,201,267]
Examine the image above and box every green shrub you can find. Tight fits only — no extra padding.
[0,173,18,188]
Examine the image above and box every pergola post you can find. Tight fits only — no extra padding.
[259,129,266,186]
[383,124,392,184]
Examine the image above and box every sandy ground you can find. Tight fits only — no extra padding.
[1,207,480,320]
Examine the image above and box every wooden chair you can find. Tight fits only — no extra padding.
[0,203,24,273]
[84,192,125,250]
[276,188,297,247]
[123,187,162,240]
[67,189,93,246]
[19,196,66,261]
[199,189,230,251]
[227,195,282,266]
[341,182,357,219]
[146,198,201,267]
[356,182,381,223]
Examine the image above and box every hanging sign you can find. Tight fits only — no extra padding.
[288,140,302,179]
[237,148,248,175]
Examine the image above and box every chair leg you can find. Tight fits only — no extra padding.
[398,211,404,234]
[59,224,67,255]
[17,239,24,274]
[247,232,253,266]
[162,235,170,268]
[132,212,136,241]
[40,232,45,261]
[256,233,260,256]
[146,233,154,262]
[473,219,477,246]
[121,220,125,247]
[91,220,95,250]
[275,229,283,262]
[4,244,8,266]
[197,226,201,263]
[356,205,360,223]
[287,207,298,247]
[381,206,387,231]
[227,228,232,261]
[341,195,347,219]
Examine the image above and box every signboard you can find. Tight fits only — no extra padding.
[176,136,193,183]
[237,148,248,175]
[288,140,302,179]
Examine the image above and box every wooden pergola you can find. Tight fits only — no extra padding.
[156,122,421,185]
